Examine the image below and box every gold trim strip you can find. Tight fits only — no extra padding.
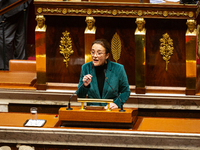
[37,7,194,18]
[36,54,46,73]
[186,60,196,78]
[77,98,113,103]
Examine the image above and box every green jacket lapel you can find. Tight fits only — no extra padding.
[102,60,112,99]
[91,66,101,98]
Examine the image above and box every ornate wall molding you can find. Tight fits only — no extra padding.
[36,7,195,19]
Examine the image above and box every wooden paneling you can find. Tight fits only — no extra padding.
[46,16,135,85]
[45,16,187,87]
[146,19,186,87]
[95,17,136,85]
[46,16,85,83]
[34,1,200,93]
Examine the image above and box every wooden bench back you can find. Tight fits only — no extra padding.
[9,60,36,72]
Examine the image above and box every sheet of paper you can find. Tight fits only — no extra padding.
[24,119,46,127]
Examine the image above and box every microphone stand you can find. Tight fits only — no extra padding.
[67,78,89,110]
[104,70,125,112]
[67,64,94,110]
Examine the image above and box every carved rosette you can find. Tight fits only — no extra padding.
[160,33,174,71]
[59,31,74,68]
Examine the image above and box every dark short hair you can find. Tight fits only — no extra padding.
[91,39,111,54]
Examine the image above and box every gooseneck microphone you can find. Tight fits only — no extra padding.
[104,69,125,112]
[67,63,94,110]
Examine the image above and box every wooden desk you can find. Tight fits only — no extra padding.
[1,112,200,149]
[57,107,138,128]
[136,117,200,133]
[0,112,58,128]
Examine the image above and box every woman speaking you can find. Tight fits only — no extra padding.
[77,39,130,109]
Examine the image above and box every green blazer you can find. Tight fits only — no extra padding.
[76,59,130,108]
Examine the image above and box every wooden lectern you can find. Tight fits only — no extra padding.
[57,106,138,129]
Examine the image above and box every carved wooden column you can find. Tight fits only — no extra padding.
[185,19,197,95]
[84,16,96,63]
[35,15,47,90]
[135,18,146,94]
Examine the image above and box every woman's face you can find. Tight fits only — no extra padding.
[91,43,109,66]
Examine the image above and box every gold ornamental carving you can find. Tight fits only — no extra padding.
[197,24,200,59]
[62,8,67,14]
[35,15,47,32]
[138,10,143,16]
[111,32,122,63]
[37,8,42,13]
[92,9,111,15]
[59,31,74,68]
[85,17,96,34]
[135,18,146,35]
[112,10,118,16]
[37,7,194,19]
[87,9,92,15]
[160,33,174,71]
[186,19,197,35]
[188,11,194,18]
[163,11,168,17]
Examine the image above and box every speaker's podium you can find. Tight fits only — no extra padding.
[57,98,138,129]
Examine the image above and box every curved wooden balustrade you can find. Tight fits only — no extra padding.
[0,0,28,15]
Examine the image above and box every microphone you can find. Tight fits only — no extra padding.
[104,69,125,112]
[67,63,94,110]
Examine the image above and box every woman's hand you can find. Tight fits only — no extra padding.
[83,74,92,87]
[104,103,118,110]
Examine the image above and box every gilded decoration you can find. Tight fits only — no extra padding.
[59,31,74,68]
[85,16,96,34]
[111,32,122,63]
[35,15,47,32]
[87,9,92,15]
[138,10,143,16]
[112,10,118,16]
[62,8,67,14]
[42,8,62,13]
[188,12,194,18]
[163,11,168,17]
[92,9,112,15]
[37,7,42,13]
[37,7,194,18]
[160,33,174,71]
[135,18,146,35]
[186,19,197,36]
[197,24,200,59]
